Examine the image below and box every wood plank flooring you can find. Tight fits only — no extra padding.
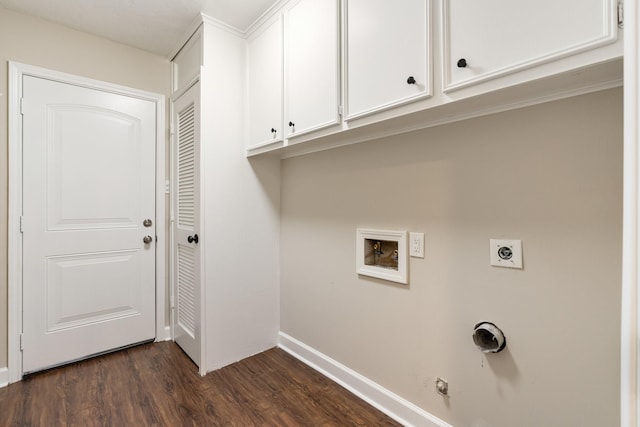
[0,342,402,426]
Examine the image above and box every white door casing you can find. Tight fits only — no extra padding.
[8,63,166,382]
[622,1,640,426]
[171,82,203,371]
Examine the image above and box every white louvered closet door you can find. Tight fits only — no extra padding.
[172,82,202,369]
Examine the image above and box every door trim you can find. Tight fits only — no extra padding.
[622,2,640,425]
[7,62,167,383]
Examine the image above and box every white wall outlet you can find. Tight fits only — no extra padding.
[409,232,425,258]
[489,239,523,269]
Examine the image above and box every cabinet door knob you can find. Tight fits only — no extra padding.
[288,121,295,128]
[271,127,277,137]
[187,234,199,244]
[407,76,416,84]
[457,58,468,68]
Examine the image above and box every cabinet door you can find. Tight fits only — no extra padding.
[172,29,202,94]
[285,0,340,137]
[247,16,283,149]
[443,0,617,91]
[345,0,430,119]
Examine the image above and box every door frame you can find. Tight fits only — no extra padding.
[7,62,167,383]
[622,1,640,425]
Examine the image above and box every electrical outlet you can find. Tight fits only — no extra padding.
[409,232,425,258]
[490,239,523,269]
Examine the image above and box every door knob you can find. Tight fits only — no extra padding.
[143,219,152,227]
[457,58,468,68]
[143,235,153,244]
[407,76,416,84]
[187,234,199,244]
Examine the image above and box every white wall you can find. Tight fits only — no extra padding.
[280,88,623,427]
[0,7,171,369]
[201,22,281,371]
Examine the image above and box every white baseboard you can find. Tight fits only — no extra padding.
[157,325,172,342]
[0,367,8,388]
[278,332,452,427]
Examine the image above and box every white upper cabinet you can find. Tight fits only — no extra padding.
[345,0,431,120]
[172,30,202,96]
[442,0,618,91]
[247,15,283,149]
[285,0,340,137]
[245,0,621,157]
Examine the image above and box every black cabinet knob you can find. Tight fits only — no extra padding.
[288,121,295,127]
[187,234,199,244]
[271,128,276,133]
[407,76,416,84]
[457,58,468,68]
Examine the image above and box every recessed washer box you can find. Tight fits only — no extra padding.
[489,239,523,269]
[356,229,408,284]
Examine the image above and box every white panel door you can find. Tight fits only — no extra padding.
[21,76,157,373]
[285,0,340,137]
[172,83,202,369]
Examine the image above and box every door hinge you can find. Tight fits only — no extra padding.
[170,296,175,309]
[169,122,175,137]
[19,215,24,233]
[338,105,343,117]
[20,98,25,115]
[618,1,624,28]
[20,333,24,351]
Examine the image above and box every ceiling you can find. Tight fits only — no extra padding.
[0,0,278,57]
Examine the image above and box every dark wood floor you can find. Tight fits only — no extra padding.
[0,341,401,426]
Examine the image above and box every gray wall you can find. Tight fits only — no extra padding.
[280,88,623,427]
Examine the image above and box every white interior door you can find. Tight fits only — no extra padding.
[21,75,157,373]
[172,83,202,369]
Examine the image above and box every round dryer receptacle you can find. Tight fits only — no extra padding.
[472,322,506,353]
